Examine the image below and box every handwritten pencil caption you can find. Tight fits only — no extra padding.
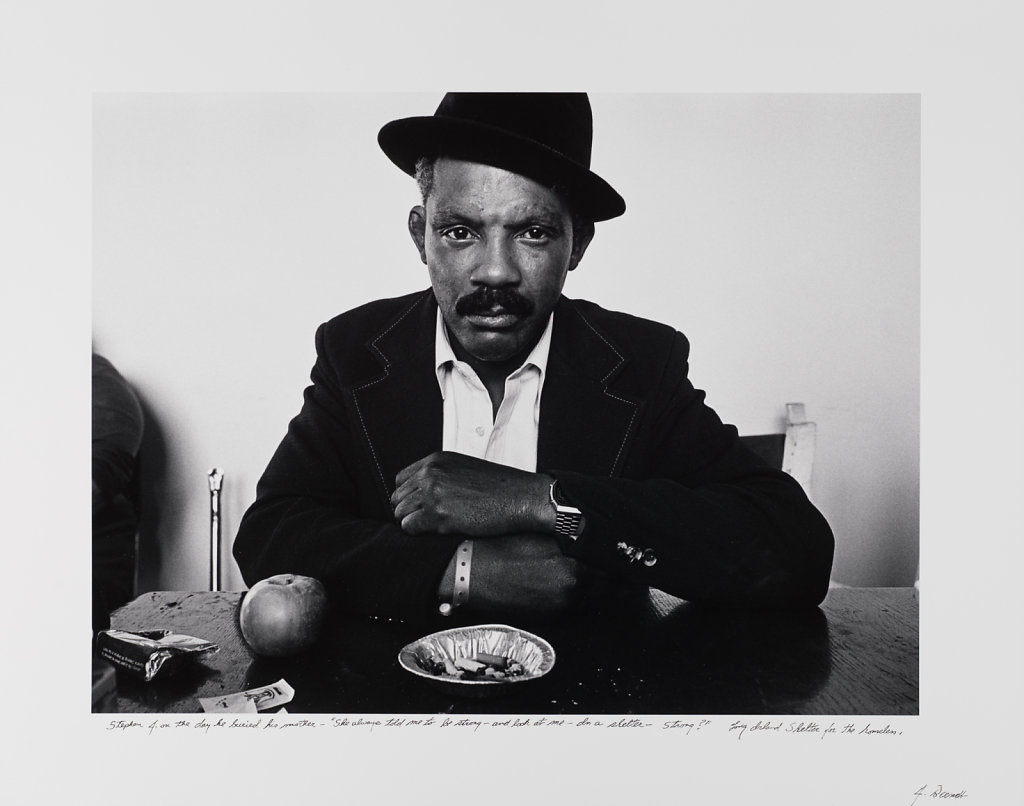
[105,715,907,739]
[727,719,903,740]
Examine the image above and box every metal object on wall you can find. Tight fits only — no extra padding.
[208,468,224,591]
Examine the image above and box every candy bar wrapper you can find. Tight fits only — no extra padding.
[199,679,295,713]
[97,629,219,682]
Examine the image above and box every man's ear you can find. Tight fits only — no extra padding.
[408,206,427,265]
[567,220,595,272]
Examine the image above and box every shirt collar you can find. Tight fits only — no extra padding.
[434,308,554,398]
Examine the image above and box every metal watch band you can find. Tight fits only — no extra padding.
[554,508,584,538]
[439,539,473,616]
[549,480,584,540]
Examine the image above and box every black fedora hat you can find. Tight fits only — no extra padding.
[377,92,626,222]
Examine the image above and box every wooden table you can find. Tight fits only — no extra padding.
[100,586,917,715]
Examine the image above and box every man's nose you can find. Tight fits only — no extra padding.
[471,236,522,286]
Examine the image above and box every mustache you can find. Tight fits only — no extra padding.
[454,287,535,317]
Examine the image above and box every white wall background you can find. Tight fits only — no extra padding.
[92,93,919,593]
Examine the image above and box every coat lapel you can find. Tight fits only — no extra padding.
[537,297,641,477]
[352,292,642,505]
[351,291,443,502]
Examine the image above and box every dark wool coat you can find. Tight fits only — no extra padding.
[234,290,834,623]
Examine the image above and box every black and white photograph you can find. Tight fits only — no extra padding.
[90,91,919,717]
[4,2,1022,804]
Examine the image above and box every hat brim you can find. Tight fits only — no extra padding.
[378,116,626,222]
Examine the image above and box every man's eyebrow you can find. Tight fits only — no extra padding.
[513,211,566,230]
[430,206,566,231]
[430,206,476,226]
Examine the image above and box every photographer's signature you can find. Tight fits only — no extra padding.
[911,785,967,805]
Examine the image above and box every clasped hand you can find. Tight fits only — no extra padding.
[391,451,553,536]
[392,452,583,615]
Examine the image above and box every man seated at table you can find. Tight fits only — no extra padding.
[233,92,834,624]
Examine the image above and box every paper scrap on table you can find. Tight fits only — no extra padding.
[199,695,258,714]
[199,679,295,713]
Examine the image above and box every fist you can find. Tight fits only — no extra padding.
[391,451,553,536]
[468,535,585,615]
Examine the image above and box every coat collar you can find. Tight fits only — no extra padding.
[538,296,640,477]
[351,290,641,502]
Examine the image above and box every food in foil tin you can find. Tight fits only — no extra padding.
[96,629,219,681]
[419,652,527,680]
[399,624,555,689]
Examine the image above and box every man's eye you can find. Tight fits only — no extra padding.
[441,226,474,241]
[521,227,551,240]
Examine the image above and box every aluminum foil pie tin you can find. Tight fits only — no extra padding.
[398,623,556,697]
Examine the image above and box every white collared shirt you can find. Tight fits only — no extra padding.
[434,308,553,472]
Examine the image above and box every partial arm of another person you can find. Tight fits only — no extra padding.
[92,354,145,630]
[92,354,144,512]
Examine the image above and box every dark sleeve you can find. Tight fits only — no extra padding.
[549,332,834,607]
[232,324,463,623]
[92,354,144,510]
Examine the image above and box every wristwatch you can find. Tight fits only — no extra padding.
[549,479,585,539]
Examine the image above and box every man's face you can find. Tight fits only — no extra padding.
[409,158,590,366]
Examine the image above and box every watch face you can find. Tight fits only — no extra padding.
[551,481,582,539]
[552,482,565,506]
[552,481,571,507]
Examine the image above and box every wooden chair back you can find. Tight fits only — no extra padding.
[739,402,816,498]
